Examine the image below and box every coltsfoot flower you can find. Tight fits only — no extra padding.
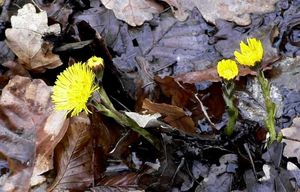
[52,62,98,116]
[217,59,238,81]
[87,56,104,69]
[234,38,263,67]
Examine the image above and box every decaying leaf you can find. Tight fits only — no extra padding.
[97,172,142,188]
[0,76,68,190]
[142,99,196,135]
[282,117,300,164]
[100,0,163,26]
[125,112,162,128]
[5,3,62,72]
[244,164,296,192]
[175,66,257,83]
[160,0,194,21]
[196,154,238,192]
[160,0,278,25]
[90,186,140,192]
[48,114,93,191]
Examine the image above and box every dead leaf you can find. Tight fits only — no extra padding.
[125,112,161,128]
[97,172,143,189]
[282,117,300,164]
[36,0,73,28]
[160,0,194,21]
[48,114,93,191]
[154,76,225,124]
[0,41,14,64]
[0,76,68,190]
[5,3,62,72]
[91,186,140,192]
[2,60,31,78]
[196,154,237,192]
[175,66,257,84]
[160,0,278,25]
[142,99,196,135]
[100,0,163,26]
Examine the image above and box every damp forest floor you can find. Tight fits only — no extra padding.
[0,0,300,192]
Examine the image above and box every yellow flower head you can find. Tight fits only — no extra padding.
[87,56,104,69]
[52,62,98,117]
[217,59,239,81]
[234,38,263,67]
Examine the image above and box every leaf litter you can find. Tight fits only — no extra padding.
[1,0,300,191]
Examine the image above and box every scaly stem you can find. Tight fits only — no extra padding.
[256,70,278,144]
[223,82,238,136]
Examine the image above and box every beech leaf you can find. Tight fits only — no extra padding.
[0,76,67,190]
[48,114,93,191]
[142,99,197,135]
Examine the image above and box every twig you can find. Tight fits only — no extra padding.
[194,93,216,129]
[171,157,185,186]
[243,143,258,179]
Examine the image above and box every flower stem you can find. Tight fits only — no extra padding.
[223,82,238,136]
[256,70,279,144]
[93,88,160,149]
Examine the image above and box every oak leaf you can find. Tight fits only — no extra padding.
[5,3,62,72]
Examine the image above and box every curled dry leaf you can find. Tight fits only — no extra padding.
[48,114,93,191]
[282,117,300,164]
[142,99,196,135]
[100,0,163,26]
[0,76,68,190]
[175,67,257,84]
[5,3,62,72]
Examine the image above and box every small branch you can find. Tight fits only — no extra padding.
[194,93,216,129]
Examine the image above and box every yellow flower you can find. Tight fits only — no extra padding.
[52,62,98,117]
[87,56,104,69]
[234,38,263,67]
[217,59,239,80]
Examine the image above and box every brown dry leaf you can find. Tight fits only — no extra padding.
[154,76,225,123]
[142,99,196,135]
[98,172,140,186]
[162,0,278,25]
[0,76,68,191]
[100,0,163,26]
[161,0,194,21]
[175,67,256,84]
[90,186,138,192]
[48,114,93,191]
[5,3,62,72]
[282,117,300,164]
